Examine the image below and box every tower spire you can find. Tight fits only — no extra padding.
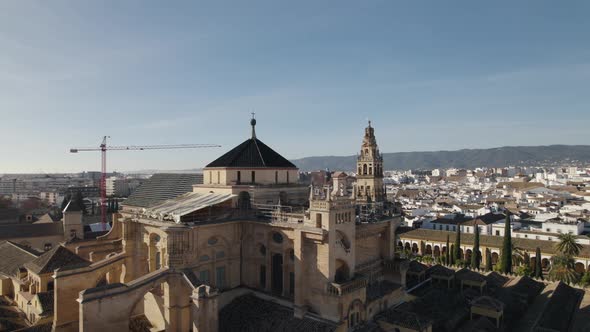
[250,112,257,139]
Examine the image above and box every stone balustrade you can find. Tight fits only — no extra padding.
[326,276,368,296]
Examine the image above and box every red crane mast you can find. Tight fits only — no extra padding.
[70,136,220,229]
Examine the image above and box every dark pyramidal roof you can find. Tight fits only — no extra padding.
[206,119,296,168]
[123,173,203,208]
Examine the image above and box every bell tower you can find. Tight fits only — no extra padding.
[356,121,385,214]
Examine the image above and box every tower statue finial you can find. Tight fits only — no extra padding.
[250,112,256,139]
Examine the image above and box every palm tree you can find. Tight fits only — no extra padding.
[549,233,583,284]
[555,233,583,257]
[512,246,527,267]
[549,254,579,284]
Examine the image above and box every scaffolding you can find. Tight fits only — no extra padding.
[356,201,383,223]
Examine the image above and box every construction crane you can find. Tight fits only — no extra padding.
[70,136,220,229]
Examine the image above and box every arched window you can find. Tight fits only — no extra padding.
[363,164,367,175]
[369,167,372,175]
[238,191,251,210]
[155,252,161,269]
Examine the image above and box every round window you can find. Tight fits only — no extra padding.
[272,232,284,244]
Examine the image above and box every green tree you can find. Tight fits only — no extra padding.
[549,254,579,284]
[580,272,590,287]
[534,247,543,279]
[74,190,88,215]
[500,213,512,273]
[61,194,71,211]
[555,233,583,257]
[549,233,583,284]
[516,264,532,276]
[445,234,451,266]
[453,225,461,264]
[471,225,481,269]
[485,248,492,272]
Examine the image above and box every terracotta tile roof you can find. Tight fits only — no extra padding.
[484,272,509,289]
[206,138,296,169]
[496,182,545,190]
[471,296,504,312]
[507,276,544,302]
[427,264,455,278]
[24,245,90,275]
[377,309,432,331]
[219,293,335,332]
[431,215,472,225]
[0,240,40,277]
[455,268,486,283]
[366,280,402,302]
[534,282,583,332]
[461,213,506,226]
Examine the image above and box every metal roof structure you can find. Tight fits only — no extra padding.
[143,192,236,223]
[123,173,203,208]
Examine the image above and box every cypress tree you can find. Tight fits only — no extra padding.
[74,190,87,215]
[500,213,513,273]
[453,225,461,264]
[61,194,71,211]
[485,248,492,271]
[535,247,543,279]
[471,225,481,269]
[445,234,450,266]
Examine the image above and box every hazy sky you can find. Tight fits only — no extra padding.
[1,1,589,173]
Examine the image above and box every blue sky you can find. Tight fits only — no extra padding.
[1,1,589,173]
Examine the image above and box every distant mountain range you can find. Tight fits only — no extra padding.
[291,145,590,171]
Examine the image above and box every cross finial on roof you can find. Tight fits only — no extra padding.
[250,112,257,139]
